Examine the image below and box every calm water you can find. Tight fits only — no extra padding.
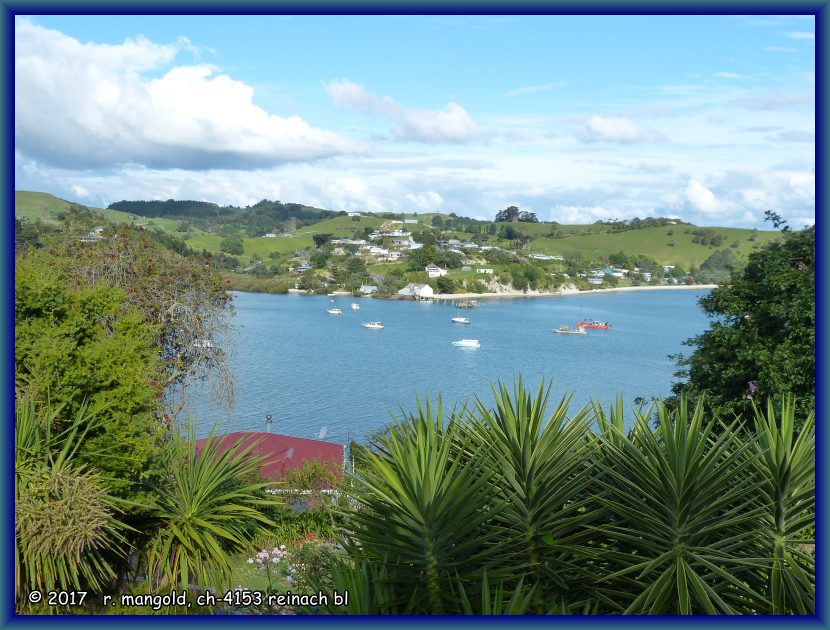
[187,290,712,442]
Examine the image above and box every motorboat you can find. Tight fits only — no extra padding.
[576,319,610,329]
[361,321,384,329]
[351,303,360,310]
[452,339,480,348]
[451,316,470,324]
[554,325,588,335]
[326,308,342,315]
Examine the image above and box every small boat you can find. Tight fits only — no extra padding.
[351,303,360,310]
[554,325,588,335]
[451,316,470,324]
[362,321,384,329]
[326,308,342,315]
[452,339,480,348]
[576,319,610,329]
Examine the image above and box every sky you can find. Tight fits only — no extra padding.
[14,14,816,228]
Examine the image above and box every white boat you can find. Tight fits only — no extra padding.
[451,316,470,324]
[553,325,587,335]
[326,308,342,315]
[351,303,360,310]
[361,321,384,329]
[452,339,480,348]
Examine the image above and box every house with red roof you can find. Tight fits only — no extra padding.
[194,432,344,488]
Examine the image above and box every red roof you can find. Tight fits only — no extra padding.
[194,432,344,484]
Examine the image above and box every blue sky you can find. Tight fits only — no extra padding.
[14,14,815,227]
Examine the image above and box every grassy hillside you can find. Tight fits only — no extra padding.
[15,190,783,269]
[528,225,780,268]
[14,191,79,224]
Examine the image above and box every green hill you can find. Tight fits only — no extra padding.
[15,190,782,270]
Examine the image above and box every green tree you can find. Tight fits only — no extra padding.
[435,275,456,294]
[672,225,814,421]
[313,233,333,248]
[220,235,244,256]
[15,253,163,496]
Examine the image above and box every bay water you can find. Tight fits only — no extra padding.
[187,289,712,442]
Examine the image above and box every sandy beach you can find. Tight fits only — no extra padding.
[433,284,718,301]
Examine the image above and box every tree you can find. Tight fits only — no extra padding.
[220,235,244,256]
[494,206,520,223]
[435,275,456,294]
[672,225,814,421]
[313,233,333,248]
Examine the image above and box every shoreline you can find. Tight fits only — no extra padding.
[433,284,718,300]
[282,284,718,299]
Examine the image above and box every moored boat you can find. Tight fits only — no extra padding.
[554,325,588,335]
[326,308,342,315]
[451,316,471,324]
[361,321,384,329]
[452,339,480,348]
[351,303,360,310]
[576,319,610,329]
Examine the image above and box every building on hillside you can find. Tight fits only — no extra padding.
[404,218,418,224]
[476,268,494,275]
[347,211,362,217]
[359,284,378,294]
[398,283,434,300]
[425,264,447,278]
[194,432,344,486]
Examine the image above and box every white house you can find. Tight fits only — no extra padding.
[588,278,604,285]
[425,264,447,278]
[476,268,494,275]
[263,233,277,238]
[359,285,378,294]
[369,247,389,256]
[388,251,404,260]
[403,218,418,224]
[642,272,653,281]
[663,265,676,272]
[398,283,434,300]
[347,211,362,217]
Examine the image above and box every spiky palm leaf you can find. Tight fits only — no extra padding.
[751,396,815,614]
[470,379,597,609]
[590,397,768,614]
[15,399,127,605]
[341,398,505,613]
[145,430,275,592]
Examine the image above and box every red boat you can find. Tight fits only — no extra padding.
[576,320,611,329]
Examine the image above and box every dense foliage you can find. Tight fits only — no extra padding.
[328,381,814,615]
[495,205,538,223]
[672,225,814,421]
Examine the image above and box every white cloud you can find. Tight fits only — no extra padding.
[323,78,482,143]
[578,115,645,143]
[715,72,751,80]
[764,45,796,53]
[405,191,444,210]
[14,19,361,170]
[765,130,814,143]
[739,94,813,110]
[685,179,721,214]
[550,204,620,224]
[786,31,815,40]
[503,82,565,97]
[70,184,89,198]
